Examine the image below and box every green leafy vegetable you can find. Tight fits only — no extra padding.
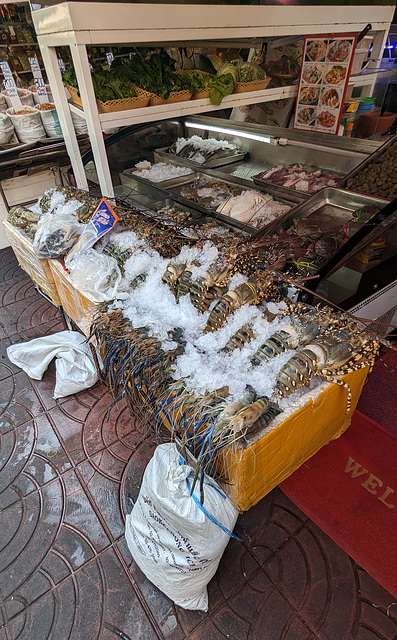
[209,73,236,105]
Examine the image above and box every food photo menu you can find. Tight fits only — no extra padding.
[294,34,357,135]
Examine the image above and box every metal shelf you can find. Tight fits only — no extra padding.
[32,1,395,198]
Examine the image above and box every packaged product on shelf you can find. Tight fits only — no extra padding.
[6,105,45,143]
[65,198,119,267]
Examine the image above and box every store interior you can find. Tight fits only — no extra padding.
[0,2,396,639]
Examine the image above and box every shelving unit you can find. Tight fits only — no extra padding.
[32,1,395,198]
[0,2,44,82]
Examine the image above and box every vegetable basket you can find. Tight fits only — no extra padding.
[233,76,271,94]
[149,90,192,106]
[66,85,152,113]
[190,71,211,100]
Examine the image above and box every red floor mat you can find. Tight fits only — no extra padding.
[280,410,397,597]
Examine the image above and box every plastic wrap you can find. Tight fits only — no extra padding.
[33,212,83,258]
[68,249,121,302]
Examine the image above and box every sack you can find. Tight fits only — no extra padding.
[29,84,54,105]
[6,105,46,143]
[33,212,83,258]
[71,109,88,136]
[68,249,121,302]
[125,443,239,611]
[0,93,7,113]
[3,88,34,109]
[7,330,98,399]
[36,105,63,138]
[0,112,15,144]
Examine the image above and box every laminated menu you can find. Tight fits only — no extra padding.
[294,33,357,135]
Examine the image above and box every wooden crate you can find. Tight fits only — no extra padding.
[48,258,99,336]
[158,366,369,512]
[2,219,61,305]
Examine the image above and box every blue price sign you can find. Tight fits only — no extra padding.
[58,57,65,72]
[0,61,23,109]
[106,51,114,67]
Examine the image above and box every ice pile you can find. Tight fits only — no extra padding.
[173,135,237,164]
[132,161,193,183]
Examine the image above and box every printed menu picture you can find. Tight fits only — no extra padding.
[294,33,357,135]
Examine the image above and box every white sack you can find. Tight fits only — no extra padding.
[0,93,7,114]
[71,109,88,136]
[0,113,15,144]
[3,88,34,109]
[68,249,121,302]
[125,443,239,611]
[36,106,62,138]
[6,106,46,143]
[7,330,98,399]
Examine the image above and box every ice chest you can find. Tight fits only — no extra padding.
[2,219,61,306]
[159,366,369,512]
[48,258,99,336]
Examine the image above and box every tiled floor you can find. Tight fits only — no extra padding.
[1,246,396,640]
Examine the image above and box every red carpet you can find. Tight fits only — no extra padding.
[357,348,397,436]
[280,411,397,597]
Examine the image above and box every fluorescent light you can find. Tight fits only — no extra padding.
[185,121,272,144]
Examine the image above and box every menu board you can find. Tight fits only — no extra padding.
[293,34,357,135]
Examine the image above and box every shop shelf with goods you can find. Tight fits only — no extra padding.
[31,1,395,199]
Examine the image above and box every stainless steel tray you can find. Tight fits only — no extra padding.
[168,171,299,235]
[122,162,196,190]
[115,182,169,207]
[147,199,203,224]
[252,170,344,203]
[154,145,247,170]
[339,134,397,199]
[265,187,388,238]
[188,216,252,238]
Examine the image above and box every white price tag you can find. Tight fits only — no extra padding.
[29,56,48,104]
[0,61,23,110]
[58,57,65,72]
[106,51,114,67]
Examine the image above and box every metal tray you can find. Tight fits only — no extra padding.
[265,187,388,238]
[115,181,170,207]
[187,216,252,238]
[122,161,196,190]
[146,199,203,224]
[252,169,345,203]
[154,145,247,170]
[168,171,299,235]
[339,133,397,198]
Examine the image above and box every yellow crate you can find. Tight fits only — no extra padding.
[48,259,99,336]
[159,366,369,512]
[2,219,61,306]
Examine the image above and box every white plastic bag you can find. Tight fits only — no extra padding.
[71,109,88,136]
[0,113,15,144]
[7,330,98,399]
[33,212,84,258]
[125,443,239,611]
[68,249,121,302]
[6,105,46,143]
[36,105,62,138]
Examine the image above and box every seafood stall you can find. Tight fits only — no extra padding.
[3,183,384,512]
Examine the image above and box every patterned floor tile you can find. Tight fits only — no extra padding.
[0,413,72,510]
[0,371,45,428]
[0,275,38,307]
[0,296,62,338]
[0,248,25,283]
[2,547,160,640]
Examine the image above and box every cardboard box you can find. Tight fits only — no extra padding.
[159,366,369,512]
[2,219,60,305]
[48,258,98,336]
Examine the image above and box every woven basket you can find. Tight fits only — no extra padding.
[149,90,192,106]
[191,71,211,100]
[233,76,271,94]
[66,85,151,113]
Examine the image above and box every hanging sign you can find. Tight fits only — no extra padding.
[0,60,23,110]
[293,33,358,135]
[29,56,48,104]
[106,51,114,67]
